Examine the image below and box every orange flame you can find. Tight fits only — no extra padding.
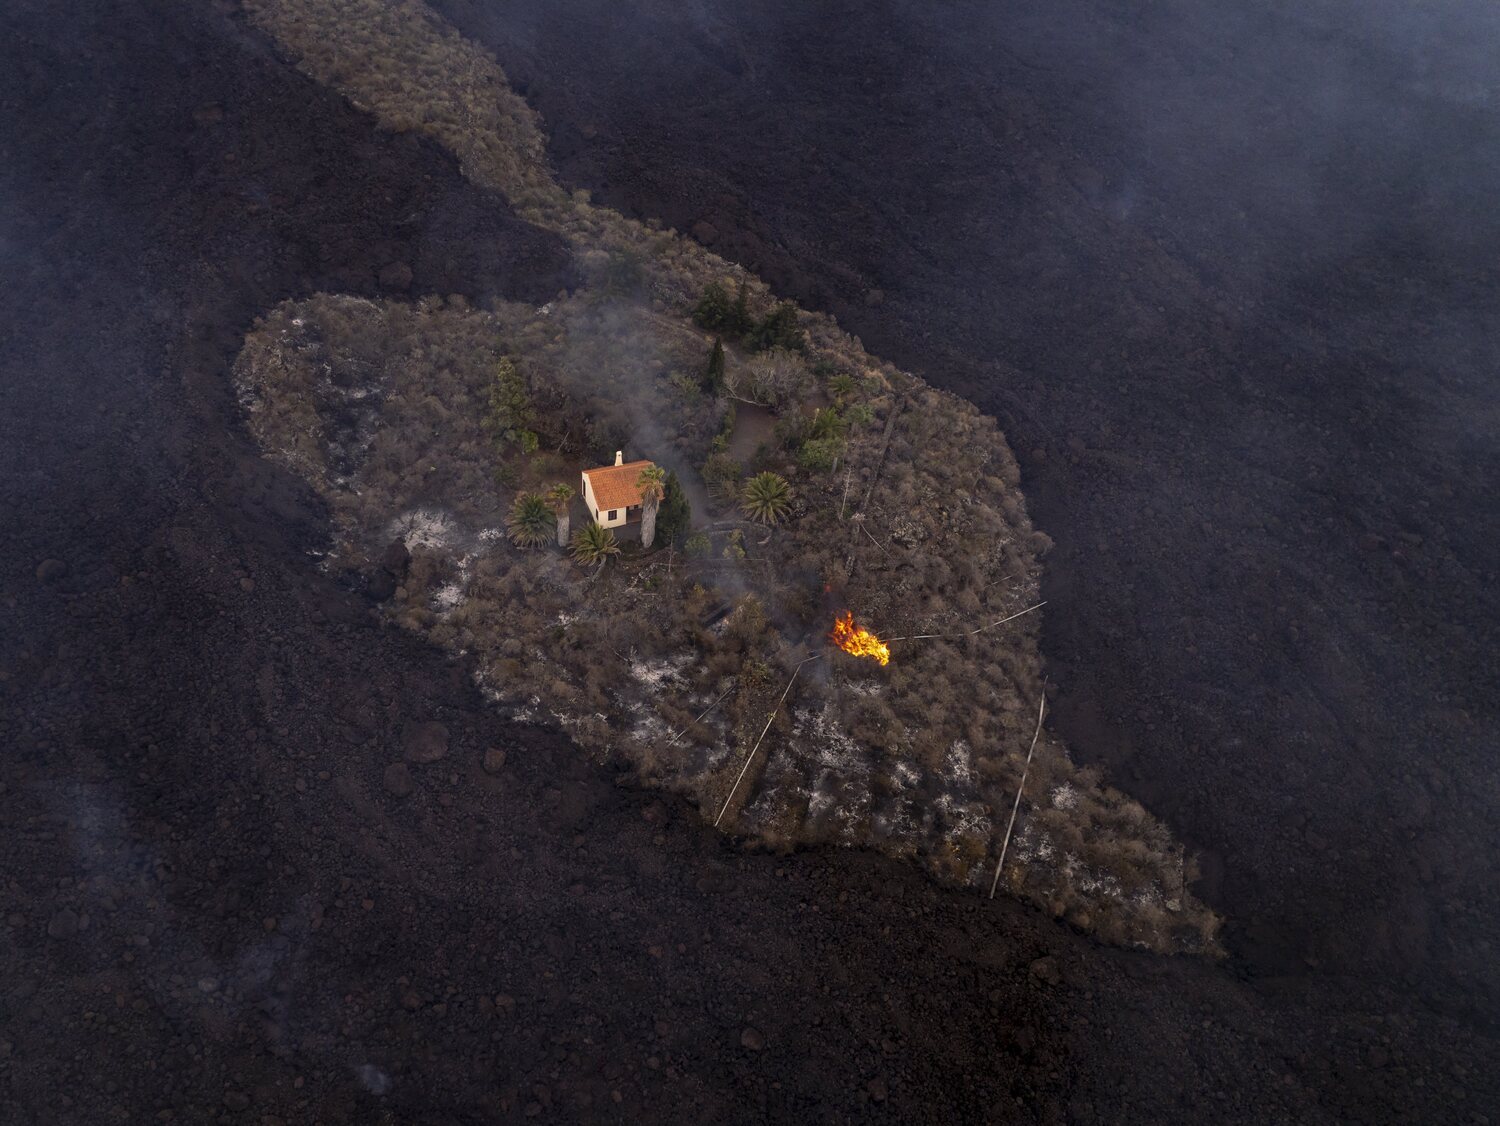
[829,610,890,666]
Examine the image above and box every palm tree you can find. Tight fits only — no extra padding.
[570,521,620,567]
[545,482,574,548]
[506,492,555,549]
[740,471,793,526]
[828,372,857,406]
[808,406,848,441]
[636,465,667,549]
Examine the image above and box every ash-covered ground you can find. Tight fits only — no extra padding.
[1,1,1496,1122]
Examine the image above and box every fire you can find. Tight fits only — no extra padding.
[829,610,890,666]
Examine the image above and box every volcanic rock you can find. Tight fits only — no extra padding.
[381,538,411,578]
[402,721,449,763]
[366,567,397,601]
[378,261,413,290]
[482,747,507,775]
[1029,956,1062,987]
[382,762,413,797]
[35,559,68,583]
[740,1026,765,1052]
[46,909,79,939]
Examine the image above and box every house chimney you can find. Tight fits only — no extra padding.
[614,450,623,466]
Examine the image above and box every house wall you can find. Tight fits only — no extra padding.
[581,473,628,528]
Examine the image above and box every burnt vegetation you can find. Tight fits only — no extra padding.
[238,280,1215,951]
[235,0,1219,951]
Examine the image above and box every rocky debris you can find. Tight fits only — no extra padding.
[402,721,449,763]
[46,908,78,939]
[1029,956,1062,987]
[35,558,68,583]
[740,1026,765,1052]
[369,539,411,600]
[482,747,507,775]
[866,1076,888,1102]
[366,567,397,601]
[382,538,411,578]
[378,261,413,290]
[382,762,413,797]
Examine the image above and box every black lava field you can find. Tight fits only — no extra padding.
[2,1,1495,1122]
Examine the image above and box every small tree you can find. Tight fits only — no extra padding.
[702,338,726,394]
[729,282,754,336]
[657,471,692,545]
[545,483,574,548]
[570,521,620,567]
[798,437,843,472]
[692,282,753,337]
[485,358,539,454]
[637,465,667,549]
[748,302,804,353]
[506,492,555,548]
[741,471,793,525]
[691,283,733,333]
[727,349,808,409]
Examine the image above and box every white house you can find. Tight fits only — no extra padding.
[581,451,655,530]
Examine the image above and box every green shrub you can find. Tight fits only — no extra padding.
[669,370,701,400]
[604,248,645,294]
[748,302,804,353]
[798,437,843,472]
[702,453,743,504]
[692,282,754,337]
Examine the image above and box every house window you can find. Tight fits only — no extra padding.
[607,509,617,521]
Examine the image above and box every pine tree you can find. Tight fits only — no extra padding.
[691,283,733,333]
[656,471,692,544]
[729,281,754,336]
[485,358,539,454]
[748,302,804,353]
[702,337,726,394]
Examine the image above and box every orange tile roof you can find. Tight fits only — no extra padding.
[584,459,655,512]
